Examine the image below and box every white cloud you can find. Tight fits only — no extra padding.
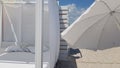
[66,4,86,24]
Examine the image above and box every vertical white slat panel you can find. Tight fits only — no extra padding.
[18,4,22,43]
[22,4,35,45]
[0,3,2,48]
[35,0,43,68]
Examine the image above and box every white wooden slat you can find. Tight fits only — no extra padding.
[59,6,69,60]
[60,24,69,29]
[35,0,43,68]
[18,5,22,43]
[59,14,68,20]
[60,41,68,45]
[59,11,68,15]
[60,29,65,32]
[60,23,69,27]
[60,20,68,24]
[59,6,69,11]
[59,49,68,54]
[0,3,2,48]
[60,45,68,50]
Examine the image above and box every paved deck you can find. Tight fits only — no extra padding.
[56,47,120,68]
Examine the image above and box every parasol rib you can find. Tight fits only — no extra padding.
[100,0,112,11]
[97,15,111,49]
[77,12,108,24]
[113,14,120,30]
[114,4,120,11]
[115,11,120,13]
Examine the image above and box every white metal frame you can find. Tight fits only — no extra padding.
[35,0,43,68]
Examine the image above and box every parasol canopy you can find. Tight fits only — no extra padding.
[62,0,120,50]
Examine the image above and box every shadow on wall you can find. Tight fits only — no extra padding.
[55,48,82,68]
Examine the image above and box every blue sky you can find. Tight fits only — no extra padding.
[59,0,94,9]
[59,0,95,24]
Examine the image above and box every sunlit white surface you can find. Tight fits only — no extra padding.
[0,51,50,68]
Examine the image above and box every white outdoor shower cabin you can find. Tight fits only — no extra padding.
[0,0,60,68]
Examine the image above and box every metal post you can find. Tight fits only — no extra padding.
[35,0,43,68]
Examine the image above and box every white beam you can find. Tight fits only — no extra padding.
[35,0,43,68]
[0,2,2,48]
